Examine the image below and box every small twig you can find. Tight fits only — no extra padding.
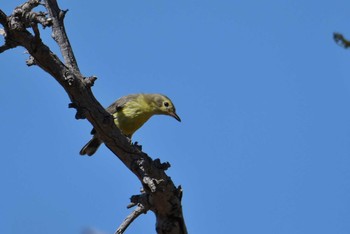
[153,158,171,170]
[115,205,148,234]
[83,75,98,87]
[333,32,350,48]
[68,102,87,119]
[127,193,148,209]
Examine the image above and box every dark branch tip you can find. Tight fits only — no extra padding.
[83,75,97,87]
[129,194,150,210]
[68,103,78,109]
[68,102,86,120]
[333,32,350,49]
[127,202,137,209]
[153,158,171,170]
[59,9,69,20]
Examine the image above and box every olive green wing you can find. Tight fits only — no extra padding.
[90,94,139,135]
[105,94,140,114]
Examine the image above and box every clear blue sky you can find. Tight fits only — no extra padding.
[1,0,350,233]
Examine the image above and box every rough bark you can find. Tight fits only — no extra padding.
[0,1,187,233]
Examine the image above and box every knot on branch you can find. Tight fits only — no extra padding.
[132,141,142,151]
[135,157,165,192]
[128,193,150,210]
[68,103,86,120]
[83,75,97,87]
[64,70,75,85]
[26,55,36,66]
[153,158,171,171]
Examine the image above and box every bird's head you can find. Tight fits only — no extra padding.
[151,94,181,122]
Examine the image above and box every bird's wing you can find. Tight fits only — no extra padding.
[90,94,140,135]
[105,94,139,114]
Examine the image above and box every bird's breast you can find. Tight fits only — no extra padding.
[113,108,152,137]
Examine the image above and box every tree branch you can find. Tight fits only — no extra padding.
[44,0,79,72]
[334,32,350,48]
[1,1,187,233]
[115,205,148,234]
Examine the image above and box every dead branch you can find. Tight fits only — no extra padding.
[116,205,148,234]
[0,1,187,233]
[334,32,350,49]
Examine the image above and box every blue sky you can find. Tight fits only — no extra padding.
[1,0,350,233]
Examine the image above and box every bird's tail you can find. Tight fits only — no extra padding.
[79,137,102,156]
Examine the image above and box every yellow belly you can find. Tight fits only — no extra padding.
[113,108,152,137]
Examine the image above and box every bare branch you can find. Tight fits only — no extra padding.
[44,0,79,72]
[1,1,188,233]
[115,205,148,234]
[334,32,350,48]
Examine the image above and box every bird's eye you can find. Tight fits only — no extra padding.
[164,102,169,107]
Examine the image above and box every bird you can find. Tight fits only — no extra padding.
[79,93,181,156]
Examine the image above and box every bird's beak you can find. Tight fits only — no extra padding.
[169,111,181,122]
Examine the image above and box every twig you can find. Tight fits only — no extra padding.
[115,205,148,234]
[334,32,350,48]
[44,0,80,72]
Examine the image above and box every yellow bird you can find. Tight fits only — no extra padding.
[80,93,181,156]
